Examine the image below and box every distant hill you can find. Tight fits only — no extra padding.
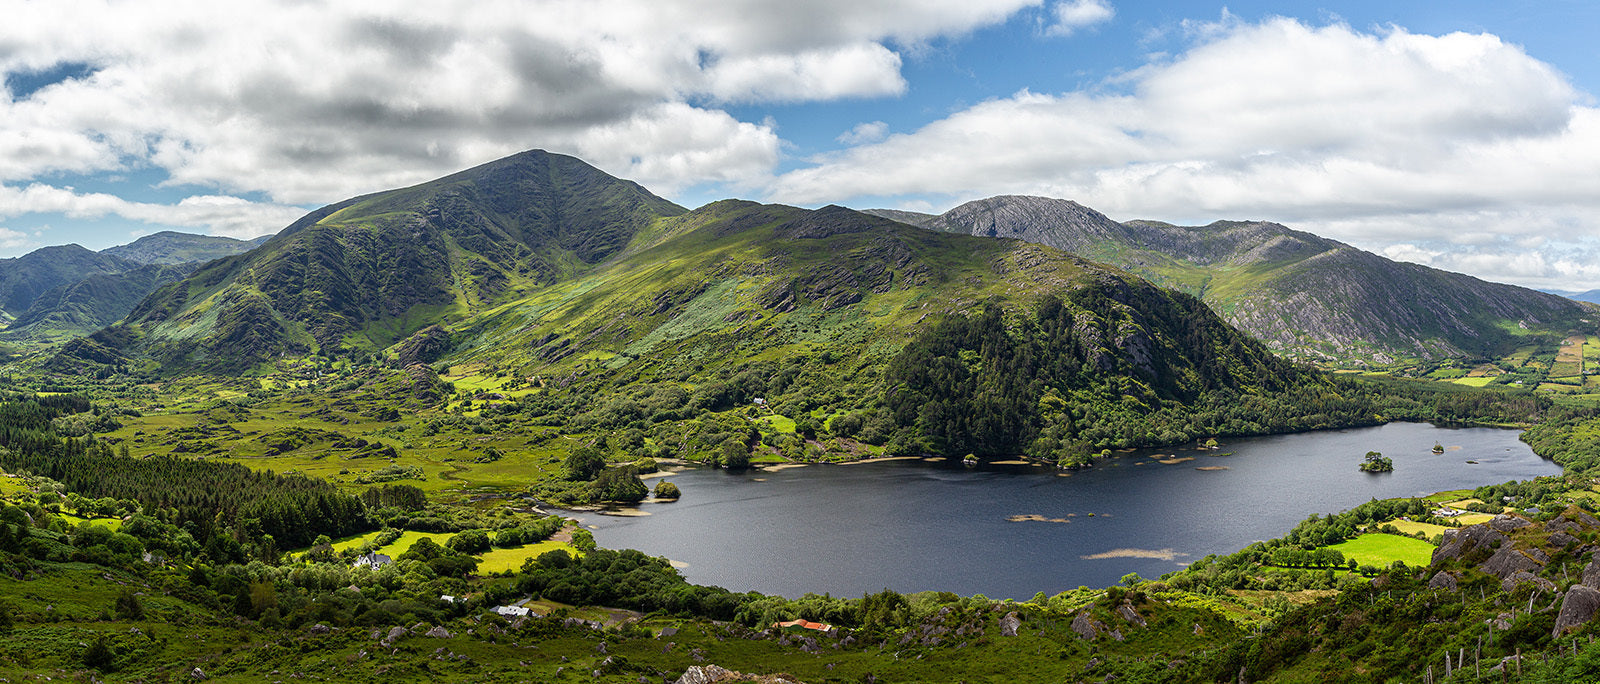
[1545,288,1600,305]
[101,230,265,265]
[4,263,198,342]
[0,231,269,340]
[0,245,136,317]
[870,196,1596,366]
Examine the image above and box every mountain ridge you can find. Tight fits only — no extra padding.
[869,195,1596,365]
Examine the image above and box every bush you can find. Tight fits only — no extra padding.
[83,637,114,671]
[114,588,144,620]
[446,529,491,554]
[654,481,681,500]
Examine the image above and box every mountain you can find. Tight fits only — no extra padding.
[65,150,1380,459]
[97,149,689,372]
[0,232,267,341]
[1545,288,1600,305]
[3,263,198,341]
[871,196,1596,366]
[100,230,266,265]
[0,244,137,317]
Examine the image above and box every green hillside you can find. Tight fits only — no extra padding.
[2,263,197,342]
[97,150,687,372]
[99,231,264,265]
[876,196,1598,368]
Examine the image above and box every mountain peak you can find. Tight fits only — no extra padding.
[105,148,689,371]
[895,194,1594,365]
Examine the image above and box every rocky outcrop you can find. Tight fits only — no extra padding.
[1501,571,1556,594]
[1490,514,1533,533]
[998,612,1021,637]
[676,664,806,684]
[1070,611,1123,641]
[1428,571,1459,592]
[1482,544,1546,580]
[1433,524,1510,564]
[1554,585,1600,637]
[1117,603,1148,628]
[1583,552,1600,589]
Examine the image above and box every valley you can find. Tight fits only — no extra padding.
[5,150,1600,682]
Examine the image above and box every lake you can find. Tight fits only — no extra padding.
[567,422,1561,600]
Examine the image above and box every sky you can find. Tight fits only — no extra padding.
[2,1,1599,290]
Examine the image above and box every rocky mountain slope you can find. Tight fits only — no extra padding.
[94,149,688,371]
[0,245,137,319]
[0,231,267,340]
[872,196,1596,366]
[63,150,1359,458]
[100,230,267,265]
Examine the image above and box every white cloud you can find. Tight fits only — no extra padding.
[838,121,890,145]
[1047,0,1114,37]
[770,18,1600,287]
[0,0,1036,206]
[0,226,36,251]
[0,183,305,240]
[704,45,906,103]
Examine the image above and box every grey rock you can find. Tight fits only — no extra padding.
[1116,603,1147,628]
[1481,544,1545,580]
[1427,571,1459,592]
[307,623,331,635]
[1070,611,1100,640]
[189,667,207,680]
[1555,585,1600,637]
[1583,552,1600,590]
[1433,525,1510,564]
[1550,532,1580,548]
[380,626,408,646]
[1490,514,1532,533]
[675,664,734,684]
[424,626,451,639]
[1501,571,1556,594]
[999,611,1022,637]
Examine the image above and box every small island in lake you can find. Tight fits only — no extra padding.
[1360,450,1394,472]
[1432,443,1445,454]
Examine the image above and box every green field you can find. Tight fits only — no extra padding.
[1386,520,1449,538]
[477,540,577,574]
[1324,533,1435,568]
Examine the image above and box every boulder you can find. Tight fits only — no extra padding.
[998,611,1022,637]
[1554,585,1600,637]
[380,626,408,646]
[1546,519,1580,534]
[1427,571,1459,592]
[1501,571,1556,594]
[1433,525,1510,564]
[1549,532,1579,548]
[1490,514,1532,533]
[1481,544,1544,580]
[425,626,451,639]
[1583,552,1600,590]
[1070,611,1102,640]
[1116,603,1147,628]
[307,623,332,635]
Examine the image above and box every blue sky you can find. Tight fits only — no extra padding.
[2,1,1599,290]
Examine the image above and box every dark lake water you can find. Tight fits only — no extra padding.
[568,422,1560,600]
